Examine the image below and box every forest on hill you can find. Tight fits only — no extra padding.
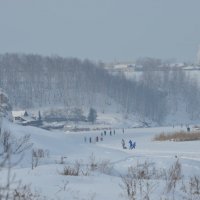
[0,53,200,124]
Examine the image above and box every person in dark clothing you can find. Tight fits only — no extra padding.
[121,139,126,149]
[129,140,133,149]
[129,140,136,149]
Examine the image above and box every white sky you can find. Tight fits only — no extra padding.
[0,0,200,62]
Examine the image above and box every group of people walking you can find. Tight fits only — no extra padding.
[84,128,136,150]
[121,138,136,150]
[84,129,116,144]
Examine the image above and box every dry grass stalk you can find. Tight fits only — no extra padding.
[154,131,200,141]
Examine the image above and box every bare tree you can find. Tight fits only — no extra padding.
[0,130,33,199]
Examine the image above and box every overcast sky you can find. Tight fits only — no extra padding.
[0,0,200,62]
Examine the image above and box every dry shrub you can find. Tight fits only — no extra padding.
[61,161,80,176]
[31,148,49,169]
[13,185,46,200]
[88,153,98,171]
[120,161,159,200]
[97,159,113,174]
[120,160,184,200]
[127,161,163,180]
[0,130,32,154]
[154,131,200,142]
[181,176,200,199]
[62,166,79,176]
[165,159,182,193]
[59,155,113,177]
[88,153,113,174]
[120,174,137,200]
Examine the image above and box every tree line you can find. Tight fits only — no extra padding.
[0,53,199,123]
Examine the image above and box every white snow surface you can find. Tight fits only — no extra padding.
[1,119,200,200]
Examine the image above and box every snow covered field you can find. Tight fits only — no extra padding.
[1,121,200,200]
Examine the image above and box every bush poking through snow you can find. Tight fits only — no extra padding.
[88,153,113,174]
[120,160,184,200]
[31,148,48,169]
[60,161,81,176]
[120,174,137,200]
[181,176,200,200]
[13,185,47,200]
[120,161,158,200]
[153,131,200,141]
[165,159,182,199]
[0,130,43,200]
[60,154,113,177]
[62,166,80,176]
[120,159,200,200]
[0,130,32,155]
[88,153,98,171]
[97,159,113,175]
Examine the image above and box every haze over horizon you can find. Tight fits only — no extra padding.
[0,0,200,63]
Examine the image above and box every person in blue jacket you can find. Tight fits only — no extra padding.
[129,140,136,149]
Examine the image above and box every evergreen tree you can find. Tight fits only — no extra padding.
[87,108,97,124]
[38,110,42,121]
[0,89,12,121]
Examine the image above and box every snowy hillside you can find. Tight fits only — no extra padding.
[1,53,200,125]
[0,119,200,200]
[0,54,167,124]
[106,61,200,125]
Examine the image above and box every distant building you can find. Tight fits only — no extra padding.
[12,110,27,121]
[12,110,42,127]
